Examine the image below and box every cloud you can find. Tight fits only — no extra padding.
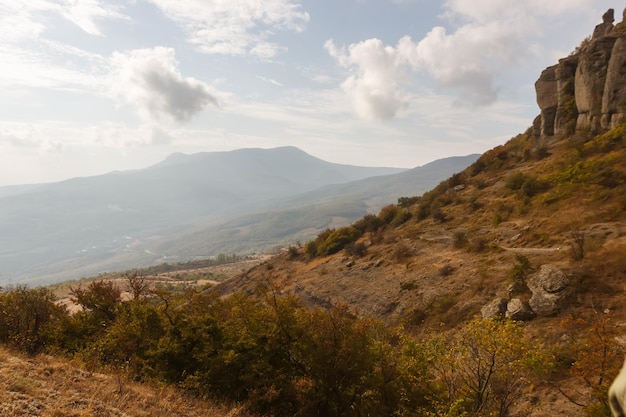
[325,38,410,120]
[0,0,126,40]
[57,0,128,36]
[327,0,605,118]
[109,47,219,122]
[144,0,309,58]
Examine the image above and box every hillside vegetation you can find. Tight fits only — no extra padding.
[1,124,626,416]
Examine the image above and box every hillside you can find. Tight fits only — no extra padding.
[5,7,626,417]
[0,345,252,417]
[208,12,626,416]
[215,7,626,329]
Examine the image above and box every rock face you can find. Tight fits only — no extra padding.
[536,8,626,136]
[528,265,574,316]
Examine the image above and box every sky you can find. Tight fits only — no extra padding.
[0,0,619,186]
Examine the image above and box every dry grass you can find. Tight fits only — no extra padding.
[0,346,254,417]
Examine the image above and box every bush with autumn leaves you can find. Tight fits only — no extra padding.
[0,281,620,417]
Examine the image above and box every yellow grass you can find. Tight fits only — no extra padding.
[0,346,254,417]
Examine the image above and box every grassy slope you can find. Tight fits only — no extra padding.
[0,345,253,417]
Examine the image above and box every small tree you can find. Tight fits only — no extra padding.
[434,318,553,416]
[569,229,586,261]
[125,271,149,300]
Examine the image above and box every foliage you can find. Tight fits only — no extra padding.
[432,318,553,417]
[583,124,626,155]
[378,204,412,227]
[505,172,547,197]
[0,286,64,354]
[316,226,362,256]
[353,214,384,234]
[560,311,624,415]
[398,196,421,208]
[0,285,558,417]
[569,229,586,261]
[509,254,532,295]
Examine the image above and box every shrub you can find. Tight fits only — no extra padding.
[392,242,413,262]
[569,229,586,261]
[509,254,532,295]
[0,286,64,354]
[453,231,468,249]
[316,226,361,256]
[345,242,367,258]
[378,205,411,227]
[353,214,384,233]
[505,172,547,197]
[397,196,420,208]
[432,207,448,223]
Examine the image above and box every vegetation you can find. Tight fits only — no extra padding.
[0,283,563,417]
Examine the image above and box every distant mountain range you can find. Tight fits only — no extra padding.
[0,147,478,285]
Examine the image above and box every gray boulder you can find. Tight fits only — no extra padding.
[506,298,536,321]
[528,265,574,316]
[481,297,508,319]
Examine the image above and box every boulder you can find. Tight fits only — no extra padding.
[528,265,574,316]
[506,298,536,321]
[481,297,508,319]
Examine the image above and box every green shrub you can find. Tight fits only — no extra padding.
[353,214,384,233]
[397,196,420,208]
[317,226,361,256]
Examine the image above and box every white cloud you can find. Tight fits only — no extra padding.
[0,0,126,40]
[109,47,220,122]
[144,0,309,57]
[57,0,128,36]
[325,38,410,120]
[327,0,607,118]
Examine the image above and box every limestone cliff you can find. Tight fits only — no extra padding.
[536,7,626,136]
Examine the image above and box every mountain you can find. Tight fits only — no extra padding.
[148,154,479,257]
[0,147,477,285]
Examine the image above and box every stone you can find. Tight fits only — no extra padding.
[506,298,536,321]
[592,9,614,39]
[481,297,508,319]
[528,265,574,316]
[535,65,558,136]
[575,36,617,132]
[602,36,626,129]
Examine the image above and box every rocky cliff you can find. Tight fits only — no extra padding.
[536,7,626,136]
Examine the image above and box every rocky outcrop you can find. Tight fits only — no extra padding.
[593,8,615,39]
[536,7,626,136]
[575,35,618,131]
[602,36,626,128]
[528,265,574,316]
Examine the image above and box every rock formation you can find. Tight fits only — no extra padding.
[536,7,626,136]
[528,265,574,316]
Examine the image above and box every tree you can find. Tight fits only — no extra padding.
[70,280,121,322]
[0,286,65,353]
[560,310,624,415]
[433,318,553,416]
